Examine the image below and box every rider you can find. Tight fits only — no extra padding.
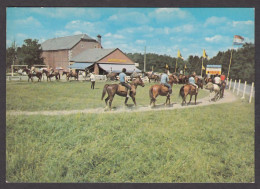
[119,68,131,97]
[220,72,226,82]
[214,74,221,88]
[188,72,198,93]
[160,69,172,95]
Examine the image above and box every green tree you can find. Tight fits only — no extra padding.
[17,39,44,67]
[6,41,18,72]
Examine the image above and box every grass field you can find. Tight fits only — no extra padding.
[6,81,208,111]
[6,81,255,183]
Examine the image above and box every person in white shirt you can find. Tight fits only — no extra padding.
[214,74,221,88]
[90,72,96,89]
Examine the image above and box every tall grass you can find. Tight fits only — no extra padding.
[6,81,208,111]
[6,101,254,183]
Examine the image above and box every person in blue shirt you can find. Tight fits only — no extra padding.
[188,73,198,93]
[160,69,172,95]
[119,68,131,97]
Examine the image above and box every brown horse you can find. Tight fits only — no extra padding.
[179,78,203,106]
[42,69,60,81]
[101,76,145,110]
[22,68,42,82]
[178,74,188,84]
[106,72,118,81]
[204,77,213,84]
[63,71,78,81]
[145,72,160,83]
[149,75,175,107]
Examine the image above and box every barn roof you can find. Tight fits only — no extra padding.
[71,48,117,62]
[41,34,97,51]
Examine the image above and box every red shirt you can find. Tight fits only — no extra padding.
[220,75,226,81]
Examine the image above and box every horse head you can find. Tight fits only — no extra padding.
[136,76,145,87]
[205,82,213,90]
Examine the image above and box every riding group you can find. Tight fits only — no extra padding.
[101,68,227,110]
[20,67,90,82]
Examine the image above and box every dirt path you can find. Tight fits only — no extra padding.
[7,90,237,116]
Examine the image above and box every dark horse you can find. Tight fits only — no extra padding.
[106,72,118,81]
[145,72,160,83]
[178,74,188,84]
[101,76,145,110]
[62,71,78,81]
[22,68,42,82]
[149,75,176,107]
[179,78,203,106]
[42,69,60,81]
[220,81,226,98]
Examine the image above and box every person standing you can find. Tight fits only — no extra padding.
[90,72,96,89]
[119,68,131,97]
[160,69,172,95]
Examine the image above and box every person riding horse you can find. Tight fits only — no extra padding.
[188,73,198,93]
[160,69,172,95]
[119,68,131,97]
[214,74,221,88]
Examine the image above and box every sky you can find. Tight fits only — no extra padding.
[6,7,255,59]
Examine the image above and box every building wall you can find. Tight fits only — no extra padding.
[42,50,69,69]
[97,49,134,64]
[42,39,101,70]
[71,40,101,58]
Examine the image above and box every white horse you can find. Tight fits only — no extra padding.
[205,82,220,102]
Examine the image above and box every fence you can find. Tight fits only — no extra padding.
[226,78,255,103]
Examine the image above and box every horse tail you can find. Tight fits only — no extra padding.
[179,86,185,98]
[101,84,109,100]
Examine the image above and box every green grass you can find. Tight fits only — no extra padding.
[6,101,254,183]
[6,81,208,111]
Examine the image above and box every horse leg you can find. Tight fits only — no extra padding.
[188,95,193,104]
[195,94,197,105]
[131,96,137,106]
[124,97,129,106]
[105,96,109,107]
[109,95,115,110]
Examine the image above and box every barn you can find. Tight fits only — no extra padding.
[69,48,141,75]
[41,34,102,69]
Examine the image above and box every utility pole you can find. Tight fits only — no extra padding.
[144,46,146,72]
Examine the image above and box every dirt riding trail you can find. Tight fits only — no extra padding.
[7,90,237,116]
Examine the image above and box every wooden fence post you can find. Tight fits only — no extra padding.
[237,79,241,95]
[233,80,237,93]
[241,81,247,99]
[249,82,254,103]
[229,79,232,90]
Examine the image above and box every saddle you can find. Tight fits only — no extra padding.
[118,84,132,93]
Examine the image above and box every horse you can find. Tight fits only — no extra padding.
[179,78,203,106]
[204,82,221,102]
[63,71,78,81]
[22,68,42,82]
[106,72,118,81]
[101,76,145,110]
[130,72,142,81]
[220,81,226,98]
[149,74,176,107]
[145,72,160,83]
[204,77,213,84]
[178,74,188,84]
[42,69,60,81]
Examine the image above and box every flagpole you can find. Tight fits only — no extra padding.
[175,58,178,73]
[227,43,234,80]
[201,57,204,77]
[184,64,186,75]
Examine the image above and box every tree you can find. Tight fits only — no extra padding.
[17,39,44,67]
[6,41,18,72]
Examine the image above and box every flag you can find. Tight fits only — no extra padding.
[177,50,184,60]
[184,64,187,69]
[202,65,205,70]
[233,35,244,45]
[203,49,208,59]
[165,64,169,69]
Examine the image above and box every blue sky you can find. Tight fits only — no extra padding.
[6,8,254,59]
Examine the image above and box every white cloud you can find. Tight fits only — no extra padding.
[151,8,192,23]
[135,40,146,44]
[205,35,230,43]
[204,16,228,26]
[65,20,104,35]
[73,31,83,35]
[54,30,70,37]
[173,24,195,33]
[13,16,42,27]
[108,11,150,25]
[104,33,124,39]
[232,20,254,27]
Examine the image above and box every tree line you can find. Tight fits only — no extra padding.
[6,39,254,83]
[127,43,255,83]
